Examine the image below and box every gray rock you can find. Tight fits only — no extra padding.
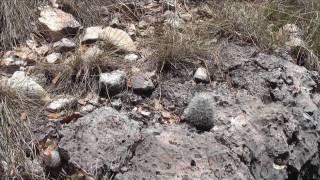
[193,67,209,83]
[59,107,142,177]
[183,92,215,131]
[99,70,127,95]
[115,125,254,180]
[131,74,155,94]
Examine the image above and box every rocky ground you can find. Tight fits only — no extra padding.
[1,0,320,180]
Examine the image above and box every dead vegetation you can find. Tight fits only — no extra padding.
[0,87,46,179]
[204,0,320,71]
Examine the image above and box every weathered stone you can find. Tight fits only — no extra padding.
[81,26,104,44]
[131,73,155,94]
[99,70,127,95]
[47,95,77,112]
[59,107,142,177]
[2,71,49,101]
[115,125,254,180]
[193,67,209,83]
[46,53,62,64]
[38,6,80,42]
[124,54,139,62]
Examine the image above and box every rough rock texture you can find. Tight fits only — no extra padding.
[53,38,76,52]
[81,26,104,43]
[38,6,80,42]
[47,95,76,112]
[59,107,142,177]
[115,125,254,180]
[193,67,209,83]
[99,70,127,95]
[1,71,49,100]
[131,74,155,94]
[115,43,320,179]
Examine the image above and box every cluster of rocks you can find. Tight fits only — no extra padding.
[1,1,320,180]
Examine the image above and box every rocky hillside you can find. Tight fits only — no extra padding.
[0,0,320,180]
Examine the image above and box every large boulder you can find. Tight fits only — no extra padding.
[59,107,142,177]
[38,6,80,42]
[115,125,254,180]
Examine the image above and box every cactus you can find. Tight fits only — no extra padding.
[184,92,215,131]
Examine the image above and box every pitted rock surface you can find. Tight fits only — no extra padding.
[59,107,142,176]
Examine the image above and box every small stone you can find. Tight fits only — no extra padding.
[81,26,104,43]
[46,53,62,64]
[1,55,27,66]
[47,95,77,112]
[193,67,209,83]
[99,70,127,95]
[125,54,139,62]
[131,73,155,94]
[38,6,81,42]
[80,104,96,114]
[53,38,76,52]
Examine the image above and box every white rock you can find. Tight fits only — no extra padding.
[38,6,80,41]
[46,53,62,64]
[281,24,303,38]
[99,70,127,94]
[81,26,104,43]
[53,38,76,52]
[1,55,27,66]
[124,54,139,62]
[127,24,137,36]
[194,67,209,83]
[80,104,96,114]
[4,71,49,100]
[100,27,136,52]
[47,95,76,112]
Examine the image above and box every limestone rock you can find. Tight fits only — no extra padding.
[124,54,139,62]
[81,26,104,44]
[46,53,62,64]
[38,6,80,42]
[193,67,209,83]
[47,95,77,112]
[2,71,49,101]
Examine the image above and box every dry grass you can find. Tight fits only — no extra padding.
[0,0,45,50]
[0,87,46,179]
[146,25,213,77]
[204,0,320,71]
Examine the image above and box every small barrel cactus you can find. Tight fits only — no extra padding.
[183,92,215,131]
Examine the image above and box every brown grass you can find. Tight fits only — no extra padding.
[0,86,46,179]
[204,0,320,71]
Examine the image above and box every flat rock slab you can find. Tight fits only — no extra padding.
[115,125,254,180]
[59,107,142,176]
